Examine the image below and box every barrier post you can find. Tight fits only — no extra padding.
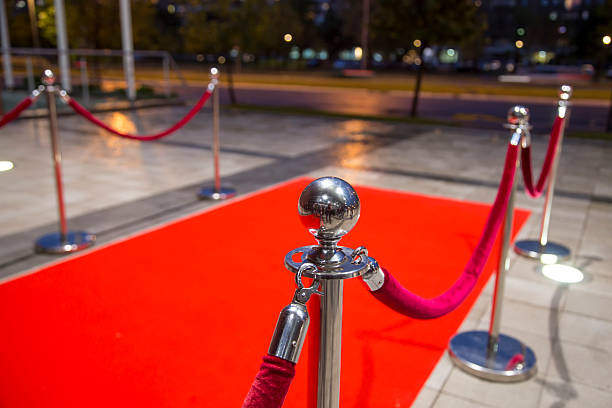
[514,85,572,262]
[198,67,236,200]
[26,56,35,93]
[283,177,375,407]
[35,69,95,254]
[448,106,537,382]
[0,0,14,89]
[162,54,170,97]
[79,57,90,107]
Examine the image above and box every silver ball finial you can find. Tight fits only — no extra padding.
[42,69,55,86]
[210,67,219,79]
[298,177,360,242]
[507,105,530,127]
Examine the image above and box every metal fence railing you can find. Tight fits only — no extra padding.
[2,48,187,104]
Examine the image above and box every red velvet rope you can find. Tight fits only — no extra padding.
[66,88,213,141]
[242,354,296,408]
[370,142,519,319]
[0,97,34,129]
[521,115,565,198]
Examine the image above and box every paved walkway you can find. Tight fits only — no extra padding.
[0,104,611,407]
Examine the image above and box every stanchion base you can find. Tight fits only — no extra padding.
[514,239,570,262]
[448,331,537,382]
[198,187,236,201]
[35,231,96,254]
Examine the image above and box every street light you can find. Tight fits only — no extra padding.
[515,40,524,49]
[603,35,611,45]
[283,33,293,43]
[354,46,363,60]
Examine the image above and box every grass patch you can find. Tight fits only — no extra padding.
[566,130,612,140]
[229,103,455,127]
[226,73,610,100]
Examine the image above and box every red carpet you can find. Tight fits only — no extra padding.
[0,178,529,407]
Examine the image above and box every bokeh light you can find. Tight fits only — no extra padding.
[0,161,14,172]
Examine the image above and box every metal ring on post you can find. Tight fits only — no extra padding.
[448,106,537,382]
[35,69,96,254]
[268,263,321,364]
[198,67,236,201]
[514,85,572,263]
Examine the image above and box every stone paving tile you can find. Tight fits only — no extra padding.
[557,312,612,351]
[502,274,569,310]
[546,340,612,392]
[411,386,439,408]
[564,289,612,323]
[538,375,612,408]
[443,360,545,408]
[433,393,496,408]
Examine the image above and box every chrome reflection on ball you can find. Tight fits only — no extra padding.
[507,105,530,127]
[42,69,56,86]
[559,84,572,101]
[298,177,360,241]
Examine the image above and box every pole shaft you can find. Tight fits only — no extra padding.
[80,58,90,106]
[163,55,170,96]
[538,115,567,247]
[607,87,612,133]
[360,0,369,70]
[26,0,39,49]
[317,280,343,408]
[213,86,221,193]
[0,0,12,88]
[488,167,517,346]
[487,129,521,363]
[47,88,68,239]
[54,0,70,91]
[26,56,34,92]
[119,0,136,101]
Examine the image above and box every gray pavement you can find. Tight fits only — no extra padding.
[0,104,611,407]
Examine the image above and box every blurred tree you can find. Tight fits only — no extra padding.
[573,0,612,79]
[181,1,233,55]
[182,0,303,58]
[7,3,35,47]
[317,5,350,62]
[286,0,323,51]
[371,0,485,117]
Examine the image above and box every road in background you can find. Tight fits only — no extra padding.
[208,83,606,133]
[67,76,609,133]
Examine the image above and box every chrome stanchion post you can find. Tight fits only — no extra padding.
[79,57,90,107]
[514,85,572,263]
[198,67,236,200]
[162,54,170,97]
[318,278,343,407]
[26,56,35,93]
[35,69,95,254]
[448,106,537,382]
[284,177,375,407]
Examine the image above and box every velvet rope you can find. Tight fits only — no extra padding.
[370,142,519,319]
[242,354,296,408]
[0,97,34,129]
[66,88,212,141]
[521,115,564,198]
